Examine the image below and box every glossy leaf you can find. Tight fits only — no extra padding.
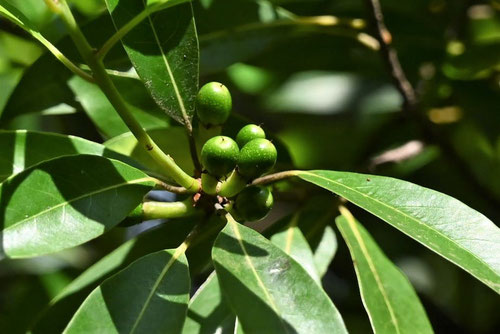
[105,0,199,126]
[336,208,433,333]
[313,225,337,277]
[0,130,129,181]
[182,272,236,334]
[0,155,154,258]
[31,218,196,334]
[271,222,321,283]
[212,217,348,333]
[64,249,190,333]
[68,76,169,138]
[105,127,194,178]
[298,170,500,294]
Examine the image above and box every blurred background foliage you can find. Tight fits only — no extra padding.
[0,0,499,333]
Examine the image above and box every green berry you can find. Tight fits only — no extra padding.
[196,82,232,126]
[236,124,266,147]
[201,136,239,177]
[237,139,277,179]
[235,186,274,221]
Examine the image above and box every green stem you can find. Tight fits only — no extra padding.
[55,0,199,192]
[142,199,198,220]
[251,170,300,186]
[96,0,190,60]
[217,170,247,198]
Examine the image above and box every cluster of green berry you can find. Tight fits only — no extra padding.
[196,82,277,222]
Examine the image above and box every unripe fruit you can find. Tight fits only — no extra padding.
[196,82,232,126]
[201,136,239,177]
[237,139,277,179]
[235,186,273,221]
[236,124,266,147]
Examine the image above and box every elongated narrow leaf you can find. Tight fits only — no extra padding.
[336,208,433,333]
[182,272,236,334]
[31,218,196,334]
[0,155,154,258]
[212,217,347,334]
[64,249,190,333]
[298,170,500,294]
[271,222,321,283]
[0,130,130,181]
[105,0,199,125]
[313,225,337,277]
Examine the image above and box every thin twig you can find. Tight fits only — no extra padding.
[364,0,417,111]
[154,179,195,194]
[251,170,299,186]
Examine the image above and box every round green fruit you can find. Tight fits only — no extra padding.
[235,186,273,221]
[236,124,266,147]
[237,139,277,179]
[196,82,232,126]
[201,136,239,177]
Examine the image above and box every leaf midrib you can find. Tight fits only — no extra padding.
[300,171,499,281]
[3,177,153,232]
[339,208,400,334]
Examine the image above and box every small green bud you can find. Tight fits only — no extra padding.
[235,186,273,221]
[196,82,232,126]
[236,124,266,147]
[201,136,239,177]
[237,138,277,179]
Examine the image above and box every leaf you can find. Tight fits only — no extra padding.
[105,0,199,126]
[105,127,194,179]
[0,155,154,258]
[182,272,236,334]
[336,207,433,334]
[64,249,190,333]
[298,170,500,294]
[0,130,131,181]
[30,218,196,334]
[68,76,169,138]
[313,225,337,277]
[271,220,321,283]
[212,216,348,334]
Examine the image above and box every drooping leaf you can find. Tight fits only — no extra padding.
[271,221,321,283]
[105,127,194,178]
[336,207,433,333]
[182,272,236,334]
[0,155,154,258]
[30,218,197,334]
[0,130,130,181]
[105,0,199,126]
[64,249,190,333]
[68,76,169,138]
[212,216,348,333]
[298,170,500,294]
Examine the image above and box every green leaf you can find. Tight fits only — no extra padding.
[336,207,433,333]
[64,249,190,333]
[271,221,321,283]
[105,127,194,179]
[68,76,169,138]
[298,170,500,294]
[30,218,196,334]
[105,0,199,126]
[313,225,337,277]
[0,130,130,181]
[212,216,347,333]
[0,155,154,258]
[182,272,236,334]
